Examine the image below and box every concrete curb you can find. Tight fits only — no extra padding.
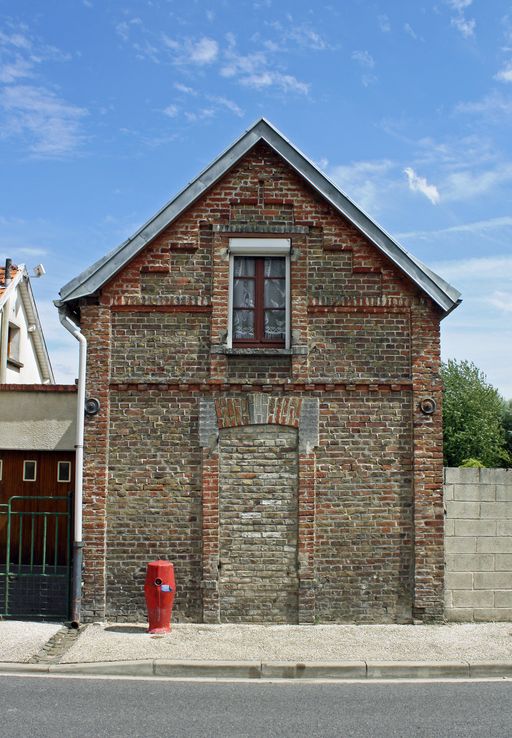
[2,659,512,680]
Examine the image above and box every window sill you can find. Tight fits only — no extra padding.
[212,345,308,356]
[226,347,291,356]
[7,357,24,369]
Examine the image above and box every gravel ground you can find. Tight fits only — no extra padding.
[61,622,512,664]
[0,621,62,662]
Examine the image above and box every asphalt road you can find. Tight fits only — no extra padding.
[1,676,512,737]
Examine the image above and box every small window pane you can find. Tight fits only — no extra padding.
[23,460,37,482]
[264,258,285,277]
[264,279,286,308]
[58,461,71,483]
[234,257,255,277]
[264,310,286,339]
[0,459,2,481]
[233,279,255,308]
[233,310,255,339]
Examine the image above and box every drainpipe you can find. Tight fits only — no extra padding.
[0,258,12,383]
[58,305,86,628]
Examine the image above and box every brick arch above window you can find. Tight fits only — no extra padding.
[199,395,319,453]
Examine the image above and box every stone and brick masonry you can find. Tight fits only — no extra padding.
[72,140,446,624]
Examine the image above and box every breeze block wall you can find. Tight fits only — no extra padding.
[78,141,444,623]
[444,467,512,622]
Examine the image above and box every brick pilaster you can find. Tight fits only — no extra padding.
[411,300,444,621]
[201,449,220,622]
[297,453,316,623]
[81,303,111,620]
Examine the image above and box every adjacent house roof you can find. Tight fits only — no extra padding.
[1,263,54,384]
[57,118,461,316]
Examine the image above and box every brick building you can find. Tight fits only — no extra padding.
[57,119,460,624]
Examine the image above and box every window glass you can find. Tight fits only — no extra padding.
[232,255,287,345]
[264,258,285,277]
[264,310,286,339]
[57,461,71,483]
[23,460,37,482]
[233,257,255,277]
[233,310,255,339]
[233,279,255,308]
[264,280,285,308]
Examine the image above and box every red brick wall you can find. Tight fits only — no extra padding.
[78,141,444,623]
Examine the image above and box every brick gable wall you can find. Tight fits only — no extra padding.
[78,141,444,623]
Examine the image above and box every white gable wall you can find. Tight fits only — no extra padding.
[3,290,45,384]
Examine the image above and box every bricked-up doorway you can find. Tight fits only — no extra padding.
[218,425,299,623]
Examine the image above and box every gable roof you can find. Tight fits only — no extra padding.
[1,263,55,384]
[57,118,461,315]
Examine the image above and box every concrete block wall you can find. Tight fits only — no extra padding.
[444,467,512,621]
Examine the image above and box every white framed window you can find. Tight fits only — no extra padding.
[227,238,291,349]
[23,460,37,482]
[57,461,72,483]
[7,323,21,362]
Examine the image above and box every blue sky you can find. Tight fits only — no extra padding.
[1,0,512,396]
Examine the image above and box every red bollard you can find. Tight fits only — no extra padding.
[144,560,176,634]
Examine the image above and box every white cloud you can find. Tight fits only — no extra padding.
[240,70,309,94]
[351,50,375,68]
[328,159,394,213]
[221,49,267,78]
[18,247,48,256]
[188,37,218,65]
[351,50,377,86]
[163,104,178,117]
[378,15,391,33]
[115,18,143,43]
[403,167,440,204]
[488,291,512,313]
[162,35,218,66]
[0,30,32,50]
[446,0,476,37]
[220,37,309,94]
[0,57,34,83]
[267,19,329,51]
[174,82,197,95]
[455,91,512,117]
[431,255,512,280]
[442,163,512,201]
[451,15,476,37]
[0,84,87,157]
[397,216,512,241]
[447,0,473,10]
[404,23,418,40]
[184,108,215,122]
[164,93,244,124]
[495,63,512,83]
[206,95,244,116]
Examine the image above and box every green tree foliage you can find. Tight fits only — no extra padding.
[442,359,511,468]
[502,398,512,460]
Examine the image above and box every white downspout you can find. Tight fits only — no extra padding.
[58,306,86,627]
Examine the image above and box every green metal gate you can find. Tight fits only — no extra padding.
[0,495,72,619]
